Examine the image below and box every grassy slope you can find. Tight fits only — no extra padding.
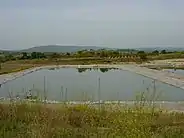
[1,52,184,75]
[0,62,34,75]
[1,103,184,138]
[149,53,184,60]
[0,56,143,75]
[0,58,113,75]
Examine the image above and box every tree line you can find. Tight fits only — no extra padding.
[0,49,182,63]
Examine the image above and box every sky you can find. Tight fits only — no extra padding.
[0,0,184,50]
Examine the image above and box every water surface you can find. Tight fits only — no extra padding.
[0,68,184,101]
[164,69,184,76]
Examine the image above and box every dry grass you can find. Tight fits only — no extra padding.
[0,62,34,75]
[0,56,142,75]
[0,102,184,138]
[0,59,113,75]
[148,53,184,60]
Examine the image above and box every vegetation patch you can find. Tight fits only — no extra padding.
[1,102,184,137]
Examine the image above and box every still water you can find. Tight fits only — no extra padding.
[0,68,184,101]
[165,69,184,76]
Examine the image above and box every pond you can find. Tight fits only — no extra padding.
[0,68,184,102]
[164,69,184,76]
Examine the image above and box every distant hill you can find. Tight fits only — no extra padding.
[135,47,184,52]
[2,45,184,53]
[0,50,16,54]
[21,45,108,53]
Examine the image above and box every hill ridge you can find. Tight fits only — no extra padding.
[20,45,107,53]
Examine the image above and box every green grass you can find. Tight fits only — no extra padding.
[1,102,184,138]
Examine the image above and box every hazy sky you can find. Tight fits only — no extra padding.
[0,0,184,50]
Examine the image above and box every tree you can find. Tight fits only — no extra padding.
[137,51,147,61]
[112,51,120,57]
[50,53,60,59]
[5,54,14,61]
[139,54,147,61]
[100,68,109,73]
[31,52,46,59]
[152,50,159,55]
[78,68,87,73]
[66,52,70,56]
[137,51,145,54]
[161,50,167,54]
[21,52,29,59]
[100,51,107,57]
[31,52,37,59]
[0,57,3,70]
[39,52,46,58]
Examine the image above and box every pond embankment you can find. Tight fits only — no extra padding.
[116,65,184,90]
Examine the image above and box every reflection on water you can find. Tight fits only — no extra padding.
[77,68,119,73]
